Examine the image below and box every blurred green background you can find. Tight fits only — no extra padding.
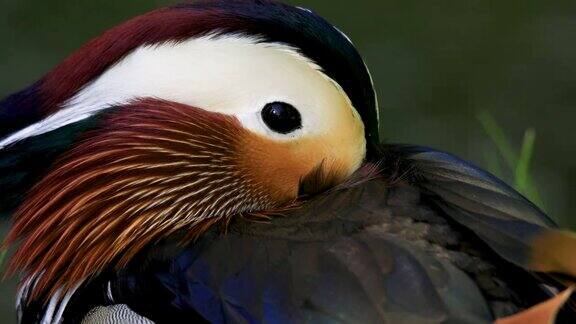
[1,0,575,322]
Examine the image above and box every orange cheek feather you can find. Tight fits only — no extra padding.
[2,100,292,300]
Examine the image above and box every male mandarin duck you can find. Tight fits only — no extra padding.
[0,0,575,323]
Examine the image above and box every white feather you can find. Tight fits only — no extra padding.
[0,34,357,149]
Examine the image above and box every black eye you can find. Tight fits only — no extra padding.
[261,102,302,134]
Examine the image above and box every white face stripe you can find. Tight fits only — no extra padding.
[0,34,362,148]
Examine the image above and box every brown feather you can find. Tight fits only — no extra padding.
[3,99,305,301]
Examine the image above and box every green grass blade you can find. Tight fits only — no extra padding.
[477,112,546,210]
[514,128,546,209]
[477,112,518,170]
[484,148,504,178]
[515,128,535,192]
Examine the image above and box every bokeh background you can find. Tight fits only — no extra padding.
[1,0,575,321]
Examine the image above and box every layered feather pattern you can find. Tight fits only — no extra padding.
[45,145,576,323]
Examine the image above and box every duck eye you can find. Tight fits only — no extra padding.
[261,102,302,134]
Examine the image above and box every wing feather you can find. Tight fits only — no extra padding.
[386,145,576,279]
